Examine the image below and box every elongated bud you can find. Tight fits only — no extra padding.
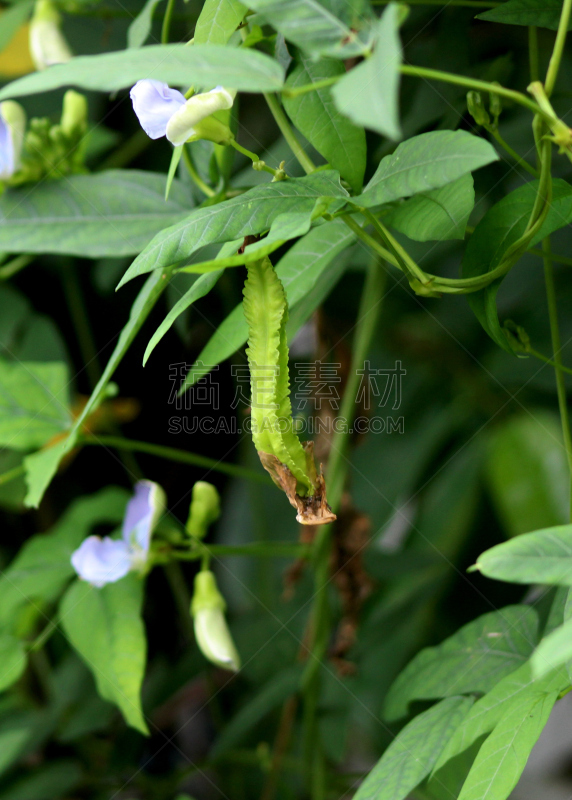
[186,481,220,540]
[165,87,234,146]
[467,91,490,127]
[191,570,240,671]
[0,101,26,180]
[30,0,72,71]
[489,84,502,121]
[61,90,87,137]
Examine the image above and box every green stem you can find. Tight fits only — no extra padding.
[543,238,572,520]
[0,464,25,486]
[281,76,339,99]
[61,261,102,389]
[302,258,387,798]
[529,26,539,82]
[98,129,150,171]
[361,210,429,284]
[529,247,572,268]
[526,346,572,377]
[164,561,195,640]
[228,139,279,177]
[182,145,216,198]
[341,216,400,270]
[27,618,59,653]
[263,93,316,175]
[0,254,33,280]
[372,0,500,5]
[489,128,539,177]
[78,434,273,484]
[161,0,176,44]
[545,0,572,96]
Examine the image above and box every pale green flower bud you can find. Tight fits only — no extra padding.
[191,570,241,672]
[61,90,88,137]
[466,91,490,127]
[165,86,234,146]
[29,0,73,71]
[186,481,221,540]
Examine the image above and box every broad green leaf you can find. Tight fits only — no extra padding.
[457,691,557,800]
[332,4,402,141]
[0,635,26,691]
[127,0,164,47]
[433,663,568,772]
[194,0,246,45]
[384,606,538,721]
[531,615,572,678]
[0,759,83,799]
[211,665,303,759]
[358,130,498,208]
[477,0,568,31]
[180,219,354,390]
[246,0,371,58]
[284,56,366,192]
[354,697,473,800]
[385,173,474,242]
[144,269,224,365]
[0,359,70,450]
[60,575,148,734]
[486,412,568,538]
[474,523,572,586]
[0,171,191,258]
[0,0,33,54]
[463,179,572,352]
[0,45,285,101]
[0,487,128,625]
[119,172,348,286]
[24,271,168,507]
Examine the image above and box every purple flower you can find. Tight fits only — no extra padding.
[0,101,26,181]
[71,480,165,587]
[130,80,186,139]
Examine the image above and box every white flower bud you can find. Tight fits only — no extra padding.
[165,86,234,146]
[29,0,72,71]
[191,570,241,671]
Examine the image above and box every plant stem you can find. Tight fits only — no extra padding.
[281,76,339,98]
[164,561,195,640]
[361,210,429,284]
[526,346,572,377]
[79,434,273,484]
[182,145,216,197]
[61,261,102,390]
[0,254,33,280]
[489,128,539,176]
[0,464,25,486]
[341,216,399,269]
[228,139,280,177]
[372,0,500,5]
[161,0,176,43]
[263,93,316,174]
[529,248,572,268]
[301,258,387,798]
[543,238,572,520]
[98,129,150,170]
[545,0,572,96]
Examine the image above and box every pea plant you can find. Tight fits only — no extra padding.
[1,0,572,796]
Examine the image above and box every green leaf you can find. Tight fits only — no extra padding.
[331,4,402,140]
[0,487,128,626]
[127,0,164,47]
[284,56,366,192]
[0,760,83,800]
[0,359,70,449]
[246,0,371,58]
[0,722,32,777]
[0,44,285,101]
[0,635,26,691]
[463,178,572,352]
[23,271,169,507]
[485,412,569,538]
[0,0,33,54]
[457,691,557,800]
[194,0,246,45]
[385,173,474,242]
[354,697,474,800]
[477,0,568,31]
[119,171,348,286]
[530,615,572,678]
[474,523,572,586]
[143,269,224,365]
[433,663,568,773]
[60,575,148,734]
[358,130,498,209]
[179,218,354,390]
[0,171,191,258]
[384,606,539,722]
